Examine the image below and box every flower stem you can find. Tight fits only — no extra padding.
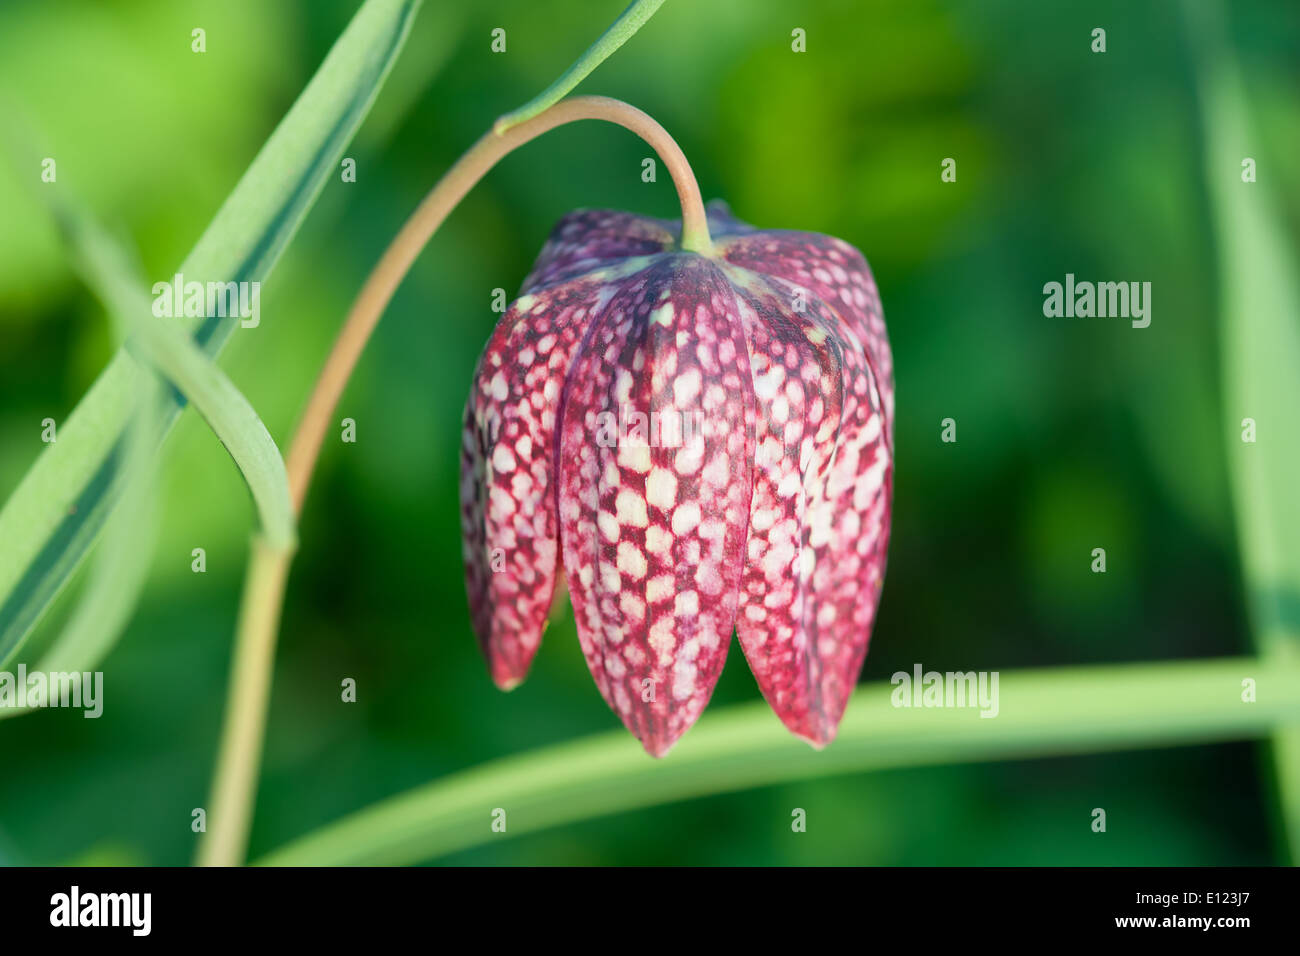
[492,0,667,135]
[196,535,294,867]
[202,95,709,865]
[285,94,710,511]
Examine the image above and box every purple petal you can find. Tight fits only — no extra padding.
[718,228,894,433]
[461,272,621,689]
[522,209,675,293]
[726,266,892,744]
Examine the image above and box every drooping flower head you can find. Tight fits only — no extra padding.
[461,201,893,757]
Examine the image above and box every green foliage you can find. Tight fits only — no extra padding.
[0,0,421,666]
[0,0,1297,866]
[260,659,1300,865]
[1188,0,1300,859]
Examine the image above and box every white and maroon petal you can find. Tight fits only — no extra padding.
[557,256,756,757]
[521,209,675,293]
[725,267,893,746]
[717,226,894,433]
[720,267,841,742]
[802,318,891,740]
[461,270,625,689]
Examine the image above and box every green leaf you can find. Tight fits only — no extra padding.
[17,209,166,686]
[0,0,422,667]
[257,658,1300,865]
[1188,0,1300,860]
[123,311,296,553]
[67,210,295,550]
[493,0,666,133]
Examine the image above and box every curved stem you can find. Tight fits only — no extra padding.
[492,1,666,135]
[202,96,708,865]
[256,656,1300,865]
[285,94,709,512]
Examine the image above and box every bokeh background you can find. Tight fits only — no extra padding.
[1,0,1298,865]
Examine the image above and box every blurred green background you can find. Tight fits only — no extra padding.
[2,0,1298,865]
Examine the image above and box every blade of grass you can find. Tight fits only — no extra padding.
[2,197,295,720]
[66,209,295,551]
[23,380,159,680]
[1,203,165,688]
[493,0,666,133]
[0,0,422,668]
[258,657,1299,865]
[1186,0,1300,862]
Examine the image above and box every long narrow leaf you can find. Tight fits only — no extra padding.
[1188,0,1300,860]
[67,211,295,550]
[0,188,166,697]
[258,658,1300,865]
[0,0,422,666]
[493,0,666,133]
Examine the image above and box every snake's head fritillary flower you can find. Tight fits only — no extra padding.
[461,201,893,757]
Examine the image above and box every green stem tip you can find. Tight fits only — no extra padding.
[493,0,667,135]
